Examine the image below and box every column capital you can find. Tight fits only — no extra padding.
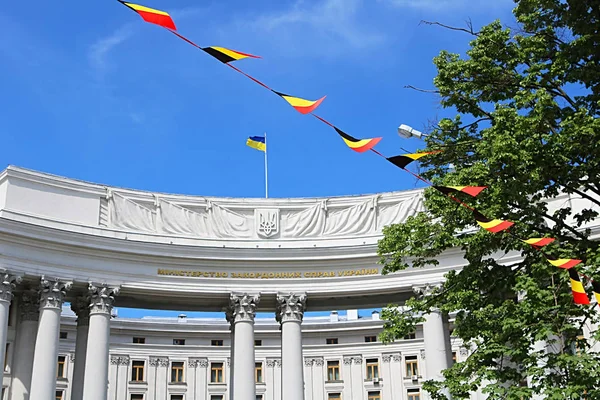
[19,289,40,322]
[412,283,442,296]
[71,296,90,326]
[266,358,281,368]
[229,293,260,323]
[110,355,130,366]
[304,357,323,366]
[0,272,22,303]
[149,357,169,367]
[0,271,23,303]
[188,358,208,368]
[39,276,72,310]
[87,283,119,315]
[276,292,307,323]
[382,353,401,363]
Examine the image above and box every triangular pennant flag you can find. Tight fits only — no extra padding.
[591,280,600,306]
[568,268,590,305]
[433,186,487,197]
[333,127,381,153]
[546,255,582,269]
[273,92,325,114]
[472,210,514,233]
[386,152,438,169]
[521,237,556,248]
[202,47,261,64]
[119,1,176,30]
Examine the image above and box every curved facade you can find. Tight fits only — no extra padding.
[0,166,597,400]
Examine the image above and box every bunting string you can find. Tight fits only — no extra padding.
[116,0,598,307]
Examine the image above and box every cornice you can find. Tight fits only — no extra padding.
[1,165,422,206]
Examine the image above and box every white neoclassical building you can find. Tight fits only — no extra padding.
[0,166,597,400]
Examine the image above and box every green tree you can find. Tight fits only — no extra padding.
[378,0,600,398]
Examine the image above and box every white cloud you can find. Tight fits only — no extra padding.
[88,25,133,73]
[238,0,386,57]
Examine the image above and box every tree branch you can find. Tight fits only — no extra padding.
[420,19,480,36]
[508,202,590,242]
[565,186,600,209]
[404,85,440,94]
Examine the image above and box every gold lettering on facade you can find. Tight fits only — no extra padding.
[157,268,378,279]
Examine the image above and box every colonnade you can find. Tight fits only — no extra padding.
[0,273,453,400]
[0,273,118,400]
[226,292,307,400]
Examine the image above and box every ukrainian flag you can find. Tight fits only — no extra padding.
[246,136,266,152]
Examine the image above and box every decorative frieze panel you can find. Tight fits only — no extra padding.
[106,190,423,239]
[266,359,281,368]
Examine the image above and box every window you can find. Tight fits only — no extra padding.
[133,337,146,344]
[171,362,184,383]
[326,338,338,345]
[55,391,64,400]
[452,351,457,364]
[57,356,66,378]
[404,332,416,340]
[211,396,223,400]
[405,356,418,377]
[254,339,262,346]
[131,395,144,400]
[170,396,183,400]
[131,360,145,382]
[368,392,381,400]
[366,358,379,380]
[256,395,263,400]
[364,336,377,343]
[211,362,224,383]
[407,389,421,400]
[211,340,223,346]
[59,332,68,339]
[255,362,263,383]
[327,360,340,381]
[328,394,341,400]
[173,339,185,346]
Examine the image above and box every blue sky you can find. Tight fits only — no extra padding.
[1,0,514,319]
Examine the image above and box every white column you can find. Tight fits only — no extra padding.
[82,284,119,400]
[276,293,307,400]
[9,289,39,400]
[303,359,313,400]
[422,310,452,399]
[382,354,400,399]
[229,293,260,400]
[265,359,277,400]
[29,277,72,400]
[0,273,21,373]
[150,357,169,400]
[70,297,90,400]
[226,309,235,396]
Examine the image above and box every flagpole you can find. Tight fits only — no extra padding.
[264,132,269,198]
